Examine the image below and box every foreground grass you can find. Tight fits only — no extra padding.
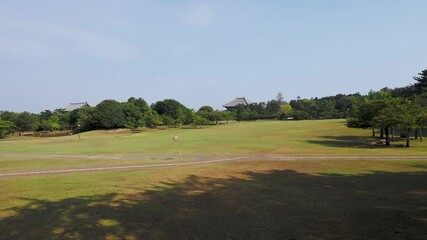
[1,160,426,239]
[1,120,426,239]
[0,120,426,157]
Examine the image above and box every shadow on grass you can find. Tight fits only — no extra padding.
[304,135,403,149]
[1,170,427,240]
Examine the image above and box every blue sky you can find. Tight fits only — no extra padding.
[1,0,426,113]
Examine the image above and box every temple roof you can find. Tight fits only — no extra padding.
[223,97,250,108]
[64,102,90,111]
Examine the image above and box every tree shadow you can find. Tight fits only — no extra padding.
[304,135,401,149]
[1,170,427,239]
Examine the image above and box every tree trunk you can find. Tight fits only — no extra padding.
[380,128,384,139]
[391,127,395,141]
[419,129,423,142]
[415,129,418,139]
[372,128,375,137]
[406,128,411,147]
[385,127,390,146]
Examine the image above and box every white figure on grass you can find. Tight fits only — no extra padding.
[173,136,182,158]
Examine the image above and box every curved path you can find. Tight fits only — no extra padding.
[1,154,427,178]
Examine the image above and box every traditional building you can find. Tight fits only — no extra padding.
[223,97,250,111]
[64,102,90,112]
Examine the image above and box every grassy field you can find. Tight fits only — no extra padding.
[1,119,426,156]
[1,160,426,239]
[1,119,427,239]
[1,119,427,171]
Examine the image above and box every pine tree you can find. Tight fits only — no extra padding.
[413,68,427,97]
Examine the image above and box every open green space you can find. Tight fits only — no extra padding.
[1,120,427,239]
[1,160,427,239]
[1,119,426,156]
[1,119,427,172]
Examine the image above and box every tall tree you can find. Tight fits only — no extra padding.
[92,100,126,129]
[397,99,422,147]
[144,109,162,127]
[152,99,192,125]
[413,67,427,97]
[369,92,397,145]
[122,102,144,129]
[276,92,285,104]
[0,117,14,138]
[128,97,149,114]
[16,112,39,132]
[47,115,61,131]
[72,107,95,132]
[348,91,391,141]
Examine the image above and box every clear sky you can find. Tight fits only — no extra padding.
[1,0,426,113]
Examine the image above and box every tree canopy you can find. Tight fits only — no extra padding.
[1,67,426,141]
[347,67,427,147]
[92,100,126,129]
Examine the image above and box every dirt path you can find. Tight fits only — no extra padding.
[1,154,427,178]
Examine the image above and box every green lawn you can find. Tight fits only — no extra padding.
[1,119,426,156]
[1,160,426,239]
[1,120,427,239]
[1,119,427,172]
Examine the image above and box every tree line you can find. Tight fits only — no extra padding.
[230,67,427,149]
[0,98,235,138]
[1,67,426,144]
[347,68,427,147]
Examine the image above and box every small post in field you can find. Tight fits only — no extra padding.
[78,124,81,139]
[173,135,182,159]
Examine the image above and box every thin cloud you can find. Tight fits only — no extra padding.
[171,43,195,56]
[0,20,141,63]
[0,37,53,57]
[43,25,141,63]
[184,5,214,27]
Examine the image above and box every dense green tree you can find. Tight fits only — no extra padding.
[53,109,72,130]
[333,94,354,118]
[0,111,18,123]
[413,68,427,97]
[396,99,422,147]
[317,99,338,119]
[15,112,39,132]
[72,107,95,132]
[264,100,281,119]
[373,97,421,147]
[161,115,176,126]
[279,103,293,118]
[47,115,61,131]
[347,91,390,137]
[347,97,373,129]
[122,102,144,129]
[192,114,210,128]
[197,106,231,124]
[390,85,417,98]
[349,86,426,148]
[92,100,126,129]
[198,106,214,113]
[235,105,259,121]
[144,109,162,127]
[290,110,310,120]
[371,95,400,145]
[289,99,317,119]
[152,99,192,125]
[0,117,14,138]
[128,97,150,114]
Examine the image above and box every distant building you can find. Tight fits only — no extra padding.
[223,97,250,111]
[64,102,90,112]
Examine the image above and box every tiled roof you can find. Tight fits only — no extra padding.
[64,102,90,111]
[223,97,250,108]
